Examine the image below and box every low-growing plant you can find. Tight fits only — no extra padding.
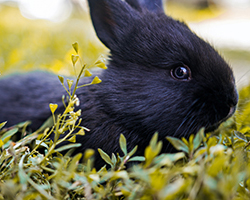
[1,43,250,200]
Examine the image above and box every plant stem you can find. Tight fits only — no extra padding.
[71,64,86,99]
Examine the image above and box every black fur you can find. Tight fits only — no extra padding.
[0,0,238,167]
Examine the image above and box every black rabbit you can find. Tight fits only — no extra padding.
[0,0,238,167]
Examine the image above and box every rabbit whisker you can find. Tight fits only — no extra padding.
[173,99,200,137]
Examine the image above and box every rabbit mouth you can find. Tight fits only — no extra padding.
[205,106,236,133]
[205,123,220,133]
[220,105,236,123]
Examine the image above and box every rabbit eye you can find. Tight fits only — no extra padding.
[171,66,191,81]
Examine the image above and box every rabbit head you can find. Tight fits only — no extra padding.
[87,0,238,145]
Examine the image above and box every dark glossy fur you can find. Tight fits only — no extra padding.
[0,0,238,167]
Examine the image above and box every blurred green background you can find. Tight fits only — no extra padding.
[0,0,250,88]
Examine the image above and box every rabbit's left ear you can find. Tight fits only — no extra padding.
[88,0,138,49]
[126,0,164,13]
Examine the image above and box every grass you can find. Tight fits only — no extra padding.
[0,5,107,76]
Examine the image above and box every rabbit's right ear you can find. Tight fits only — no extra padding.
[87,0,138,49]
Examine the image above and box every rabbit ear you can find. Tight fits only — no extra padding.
[87,0,137,49]
[126,0,164,13]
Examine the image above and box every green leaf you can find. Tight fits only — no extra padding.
[149,133,162,155]
[91,76,102,84]
[193,128,205,150]
[71,54,79,65]
[95,62,107,69]
[111,153,117,164]
[145,146,155,164]
[72,42,79,54]
[16,121,31,128]
[129,156,145,162]
[155,141,163,155]
[0,139,4,148]
[67,79,74,90]
[76,128,85,136]
[166,152,186,162]
[38,116,54,132]
[54,143,82,152]
[150,132,158,150]
[49,103,58,114]
[1,127,18,142]
[234,131,248,142]
[144,134,163,167]
[182,137,189,146]
[84,69,92,77]
[18,154,28,185]
[128,145,138,157]
[0,121,7,130]
[35,140,49,149]
[98,148,112,166]
[58,75,64,84]
[119,134,127,155]
[167,136,189,153]
[84,149,95,160]
[94,55,106,65]
[68,135,76,143]
[68,153,82,173]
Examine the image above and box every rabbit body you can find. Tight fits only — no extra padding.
[0,0,238,167]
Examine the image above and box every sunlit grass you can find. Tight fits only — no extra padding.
[0,5,108,76]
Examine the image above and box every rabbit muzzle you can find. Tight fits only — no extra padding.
[205,91,238,133]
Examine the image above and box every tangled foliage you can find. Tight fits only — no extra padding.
[1,43,250,200]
